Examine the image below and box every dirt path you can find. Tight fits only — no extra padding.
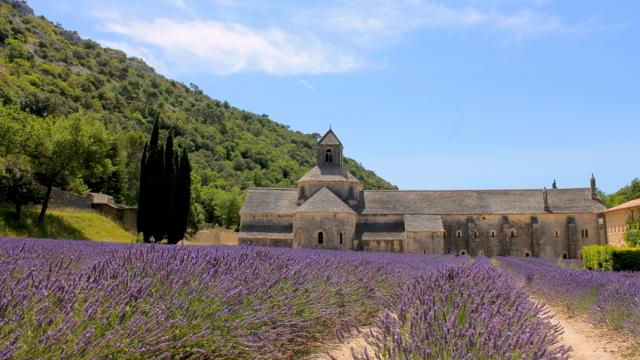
[538,301,638,360]
[306,299,638,360]
[303,327,374,360]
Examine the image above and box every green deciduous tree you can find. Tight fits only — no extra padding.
[603,178,640,208]
[25,113,112,222]
[0,160,43,220]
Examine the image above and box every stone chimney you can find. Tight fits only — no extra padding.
[543,187,550,212]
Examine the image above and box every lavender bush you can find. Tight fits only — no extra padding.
[0,238,463,359]
[1,238,573,359]
[356,260,570,360]
[499,256,640,337]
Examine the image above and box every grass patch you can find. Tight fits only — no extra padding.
[0,207,136,242]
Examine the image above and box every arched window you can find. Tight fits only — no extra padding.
[478,250,485,256]
[510,230,517,238]
[456,230,462,238]
[325,149,333,163]
[562,253,568,259]
[491,230,496,238]
[317,231,324,244]
[474,231,479,238]
[525,251,531,257]
[555,230,559,238]
[339,232,343,245]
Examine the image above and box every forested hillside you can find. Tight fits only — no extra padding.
[0,0,395,230]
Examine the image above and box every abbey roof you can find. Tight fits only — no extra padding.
[297,166,360,183]
[318,129,342,145]
[293,187,356,214]
[241,187,606,215]
[361,188,606,215]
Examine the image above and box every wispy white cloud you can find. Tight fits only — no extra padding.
[297,79,316,91]
[165,0,187,9]
[88,0,622,76]
[96,16,361,75]
[309,1,570,45]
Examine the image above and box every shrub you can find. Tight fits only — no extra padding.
[624,218,640,247]
[582,245,640,271]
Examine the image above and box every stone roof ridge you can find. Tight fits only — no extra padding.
[247,187,298,191]
[318,129,342,145]
[294,187,355,214]
[297,166,360,183]
[364,187,592,193]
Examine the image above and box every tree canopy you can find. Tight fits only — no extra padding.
[601,178,640,208]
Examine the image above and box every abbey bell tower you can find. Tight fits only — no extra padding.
[296,128,363,209]
[317,128,343,168]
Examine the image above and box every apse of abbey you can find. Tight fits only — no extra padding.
[239,129,607,258]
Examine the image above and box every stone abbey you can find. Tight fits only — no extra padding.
[239,129,607,258]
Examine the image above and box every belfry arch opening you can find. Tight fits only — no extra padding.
[325,149,333,163]
[317,231,324,244]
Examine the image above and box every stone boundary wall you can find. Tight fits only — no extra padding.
[48,188,137,233]
[192,227,238,245]
[92,203,137,233]
[48,188,93,210]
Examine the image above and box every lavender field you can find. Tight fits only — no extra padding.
[0,238,638,359]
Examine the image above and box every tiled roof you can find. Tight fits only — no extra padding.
[603,198,640,213]
[241,187,606,216]
[404,215,444,232]
[318,129,342,145]
[361,188,606,215]
[297,166,360,183]
[293,187,355,214]
[240,188,298,214]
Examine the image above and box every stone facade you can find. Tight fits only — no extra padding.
[602,199,640,247]
[239,129,608,258]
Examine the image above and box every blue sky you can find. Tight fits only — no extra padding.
[29,0,639,193]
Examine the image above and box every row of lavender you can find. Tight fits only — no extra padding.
[0,238,453,359]
[1,238,569,359]
[354,259,570,360]
[498,256,640,337]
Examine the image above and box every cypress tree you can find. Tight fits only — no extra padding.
[136,143,148,240]
[149,141,165,241]
[169,148,191,243]
[139,115,164,242]
[138,114,192,244]
[163,131,176,242]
